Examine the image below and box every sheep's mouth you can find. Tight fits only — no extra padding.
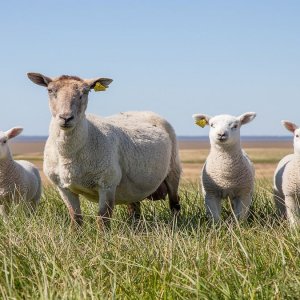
[217,137,228,142]
[59,124,74,130]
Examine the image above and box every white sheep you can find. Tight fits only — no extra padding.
[0,127,41,219]
[27,73,181,229]
[274,120,300,226]
[192,112,256,222]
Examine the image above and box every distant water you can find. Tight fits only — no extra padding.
[14,135,292,142]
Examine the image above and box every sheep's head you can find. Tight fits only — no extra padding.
[193,112,256,147]
[282,121,300,154]
[0,127,23,160]
[27,73,113,131]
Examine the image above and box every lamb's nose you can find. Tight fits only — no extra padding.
[218,132,227,139]
[59,114,74,123]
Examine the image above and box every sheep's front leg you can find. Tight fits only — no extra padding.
[58,187,83,226]
[98,187,116,230]
[232,194,252,220]
[205,194,222,222]
[285,196,300,227]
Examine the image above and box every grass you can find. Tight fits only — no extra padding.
[1,181,300,299]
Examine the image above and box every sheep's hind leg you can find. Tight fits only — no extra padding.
[58,187,83,227]
[98,187,116,230]
[274,189,286,218]
[127,202,141,219]
[165,175,181,215]
[205,194,222,222]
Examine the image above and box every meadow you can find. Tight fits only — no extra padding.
[1,138,300,299]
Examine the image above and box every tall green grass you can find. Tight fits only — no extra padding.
[1,181,300,299]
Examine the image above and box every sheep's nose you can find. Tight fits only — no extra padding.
[217,132,228,139]
[59,114,74,123]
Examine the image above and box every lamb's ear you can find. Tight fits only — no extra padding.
[27,73,52,87]
[192,114,211,128]
[238,112,256,125]
[282,120,298,133]
[6,127,23,140]
[85,78,113,92]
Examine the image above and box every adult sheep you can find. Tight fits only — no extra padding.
[193,112,256,222]
[274,120,300,226]
[27,73,181,229]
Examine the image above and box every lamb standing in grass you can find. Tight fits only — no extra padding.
[192,112,256,221]
[0,127,41,219]
[274,121,300,226]
[27,72,181,229]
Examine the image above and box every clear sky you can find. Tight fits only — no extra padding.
[1,0,300,136]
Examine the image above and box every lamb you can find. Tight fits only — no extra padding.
[274,120,300,226]
[192,112,256,221]
[27,72,181,229]
[0,127,41,219]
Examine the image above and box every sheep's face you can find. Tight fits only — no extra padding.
[0,128,23,160]
[193,112,256,148]
[27,73,113,131]
[209,115,241,146]
[282,121,300,154]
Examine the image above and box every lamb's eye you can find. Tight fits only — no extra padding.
[211,123,214,128]
[48,89,53,94]
[3,140,7,144]
[296,134,299,138]
[232,124,238,129]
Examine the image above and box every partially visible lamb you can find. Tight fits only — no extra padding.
[0,127,41,219]
[274,121,300,226]
[192,112,256,221]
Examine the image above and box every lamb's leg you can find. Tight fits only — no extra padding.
[274,189,286,218]
[98,187,116,230]
[127,202,141,219]
[232,194,251,220]
[205,194,222,222]
[58,187,83,226]
[285,196,300,227]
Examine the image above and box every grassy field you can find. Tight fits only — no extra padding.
[1,139,299,299]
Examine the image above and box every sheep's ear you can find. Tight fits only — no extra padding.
[238,112,256,125]
[192,114,211,128]
[85,78,113,92]
[6,127,23,140]
[282,120,298,133]
[27,72,52,87]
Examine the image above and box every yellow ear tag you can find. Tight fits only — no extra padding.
[94,82,106,92]
[195,119,207,128]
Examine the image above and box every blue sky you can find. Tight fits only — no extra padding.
[1,0,300,136]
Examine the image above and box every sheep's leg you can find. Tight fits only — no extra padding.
[205,194,222,222]
[285,196,300,227]
[127,202,141,219]
[274,189,286,218]
[57,187,83,226]
[165,174,181,215]
[232,194,251,220]
[98,187,116,230]
[0,204,9,222]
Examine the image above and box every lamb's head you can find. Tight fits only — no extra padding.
[0,127,23,160]
[193,112,256,147]
[282,120,300,154]
[27,73,113,131]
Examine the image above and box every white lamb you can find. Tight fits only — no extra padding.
[274,120,300,226]
[192,112,256,221]
[0,127,41,219]
[27,72,181,229]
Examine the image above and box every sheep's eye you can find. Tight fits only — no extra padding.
[232,124,238,129]
[210,123,214,128]
[48,89,53,93]
[296,134,299,138]
[3,140,7,144]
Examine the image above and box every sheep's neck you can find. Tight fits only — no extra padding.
[51,118,88,157]
[0,155,17,183]
[210,143,244,163]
